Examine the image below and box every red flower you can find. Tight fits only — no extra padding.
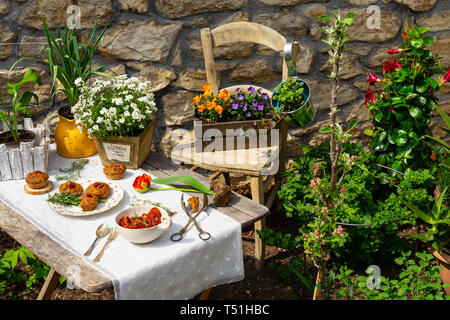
[365,89,375,106]
[387,48,400,54]
[389,106,395,113]
[393,59,402,70]
[384,59,402,73]
[367,73,381,85]
[133,173,152,193]
[443,68,450,84]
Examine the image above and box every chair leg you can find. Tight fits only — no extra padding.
[250,176,265,271]
[37,268,60,300]
[222,172,231,186]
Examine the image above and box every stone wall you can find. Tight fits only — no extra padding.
[0,0,449,159]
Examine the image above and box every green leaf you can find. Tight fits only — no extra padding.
[399,198,436,225]
[422,36,435,46]
[152,176,214,195]
[411,38,423,48]
[409,107,422,119]
[316,15,332,22]
[348,119,358,131]
[319,127,333,133]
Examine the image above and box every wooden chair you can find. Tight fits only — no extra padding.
[171,22,299,271]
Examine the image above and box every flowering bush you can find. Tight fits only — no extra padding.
[193,83,271,123]
[72,75,157,140]
[365,25,449,173]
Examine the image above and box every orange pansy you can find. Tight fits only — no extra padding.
[202,83,212,92]
[218,89,230,100]
[193,95,201,104]
[203,90,212,98]
[215,105,223,115]
[197,104,206,112]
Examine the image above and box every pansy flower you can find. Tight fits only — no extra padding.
[197,104,206,113]
[232,101,239,110]
[215,105,223,115]
[202,83,212,92]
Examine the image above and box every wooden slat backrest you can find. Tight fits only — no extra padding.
[200,22,289,95]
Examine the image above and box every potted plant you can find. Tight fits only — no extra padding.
[271,76,314,127]
[399,188,450,295]
[11,17,110,158]
[193,84,275,152]
[0,68,41,148]
[71,75,157,169]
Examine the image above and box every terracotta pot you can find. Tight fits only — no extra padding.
[433,250,450,295]
[92,118,155,170]
[52,106,97,158]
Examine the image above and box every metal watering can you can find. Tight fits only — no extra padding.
[271,40,316,127]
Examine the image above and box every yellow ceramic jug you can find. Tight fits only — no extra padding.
[51,107,97,158]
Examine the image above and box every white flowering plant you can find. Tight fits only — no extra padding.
[71,75,157,140]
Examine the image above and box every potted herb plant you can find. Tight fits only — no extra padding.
[193,84,275,151]
[271,77,314,127]
[11,17,110,158]
[399,188,450,295]
[71,75,157,169]
[0,68,41,148]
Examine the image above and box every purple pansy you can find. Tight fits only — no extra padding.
[242,103,248,111]
[247,86,256,94]
[251,101,258,107]
[246,112,251,118]
[232,101,239,110]
[261,93,269,100]
[238,94,245,101]
[257,103,265,111]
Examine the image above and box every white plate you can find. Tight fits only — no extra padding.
[47,179,124,217]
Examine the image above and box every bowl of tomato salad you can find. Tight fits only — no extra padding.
[115,206,172,244]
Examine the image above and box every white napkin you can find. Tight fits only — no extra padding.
[0,145,244,299]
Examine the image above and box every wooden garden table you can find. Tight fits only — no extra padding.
[0,151,269,300]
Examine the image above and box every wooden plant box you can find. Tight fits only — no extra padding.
[194,118,279,153]
[93,118,156,169]
[0,118,50,181]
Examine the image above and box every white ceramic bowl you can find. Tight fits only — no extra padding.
[115,205,172,244]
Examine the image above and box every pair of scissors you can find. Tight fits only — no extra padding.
[170,193,211,242]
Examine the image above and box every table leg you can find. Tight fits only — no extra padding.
[37,268,60,300]
[250,176,265,271]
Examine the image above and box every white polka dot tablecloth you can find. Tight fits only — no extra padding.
[0,145,244,300]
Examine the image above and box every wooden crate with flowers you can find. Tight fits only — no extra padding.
[193,83,279,152]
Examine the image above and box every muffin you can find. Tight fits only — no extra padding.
[25,170,49,189]
[103,163,126,180]
[59,181,83,196]
[79,193,99,212]
[86,182,111,199]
